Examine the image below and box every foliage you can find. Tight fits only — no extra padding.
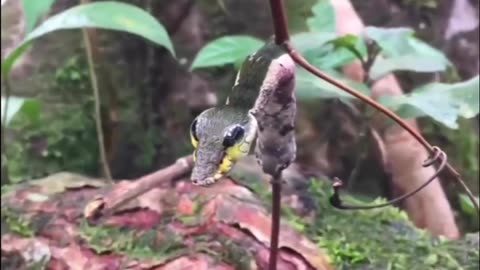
[190,36,264,70]
[2,1,177,182]
[2,1,175,79]
[1,208,35,237]
[5,58,98,183]
[379,76,479,129]
[1,1,478,268]
[365,26,450,79]
[1,96,41,127]
[6,104,98,183]
[20,0,56,33]
[189,1,479,129]
[306,0,336,33]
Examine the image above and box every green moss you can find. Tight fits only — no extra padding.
[1,207,35,238]
[79,221,187,261]
[218,237,254,270]
[306,180,479,269]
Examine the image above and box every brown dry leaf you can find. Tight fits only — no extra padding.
[157,254,235,270]
[200,191,332,270]
[1,235,51,266]
[49,243,124,270]
[29,172,106,195]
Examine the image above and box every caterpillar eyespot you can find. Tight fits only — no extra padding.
[223,125,245,148]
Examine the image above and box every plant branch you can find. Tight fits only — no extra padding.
[267,0,478,214]
[268,173,282,270]
[265,1,290,269]
[84,155,193,221]
[269,0,289,43]
[330,146,448,209]
[82,28,112,182]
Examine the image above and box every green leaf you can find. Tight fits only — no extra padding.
[290,32,337,54]
[379,76,479,128]
[2,1,174,78]
[21,0,56,33]
[296,68,370,101]
[458,194,479,216]
[1,96,25,126]
[365,27,413,56]
[300,34,367,70]
[306,0,336,33]
[190,36,264,70]
[370,55,449,80]
[331,34,367,57]
[1,96,41,126]
[365,27,450,79]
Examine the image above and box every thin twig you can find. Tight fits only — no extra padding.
[84,155,193,221]
[268,173,282,270]
[269,0,290,43]
[82,28,112,182]
[330,147,448,209]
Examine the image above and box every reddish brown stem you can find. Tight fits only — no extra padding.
[269,0,290,43]
[330,147,448,209]
[268,175,282,270]
[267,1,289,270]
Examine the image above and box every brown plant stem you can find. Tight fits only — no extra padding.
[268,173,282,270]
[269,0,290,43]
[81,0,113,182]
[266,1,290,270]
[82,28,112,182]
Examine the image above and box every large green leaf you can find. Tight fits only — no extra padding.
[306,0,336,33]
[370,55,449,80]
[365,27,450,79]
[190,36,264,70]
[2,1,174,78]
[296,68,370,101]
[290,32,337,54]
[21,0,56,33]
[379,76,479,129]
[1,96,41,126]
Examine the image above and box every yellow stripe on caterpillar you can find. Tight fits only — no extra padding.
[190,134,199,149]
